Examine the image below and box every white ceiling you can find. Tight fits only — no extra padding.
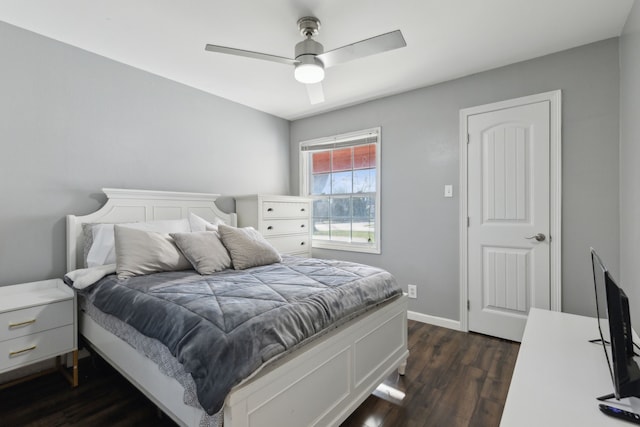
[0,0,634,120]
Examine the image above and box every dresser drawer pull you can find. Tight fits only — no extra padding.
[9,319,36,328]
[300,208,306,212]
[300,224,305,228]
[9,345,37,357]
[267,226,273,230]
[267,208,274,212]
[300,241,306,246]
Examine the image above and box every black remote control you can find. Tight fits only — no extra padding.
[599,404,640,424]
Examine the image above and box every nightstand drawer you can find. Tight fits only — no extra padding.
[268,235,311,254]
[0,325,74,372]
[263,202,309,219]
[262,219,309,236]
[0,300,73,342]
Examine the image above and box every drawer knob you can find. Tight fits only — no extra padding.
[300,242,305,246]
[301,208,306,212]
[9,319,36,328]
[300,224,305,228]
[267,226,273,230]
[10,345,37,357]
[267,208,274,212]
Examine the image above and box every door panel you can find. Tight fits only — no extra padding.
[468,100,550,341]
[483,247,528,313]
[483,125,529,222]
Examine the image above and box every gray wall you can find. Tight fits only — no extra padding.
[0,18,624,324]
[290,38,621,322]
[0,22,290,286]
[620,2,640,327]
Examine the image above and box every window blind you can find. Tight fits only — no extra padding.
[300,133,378,152]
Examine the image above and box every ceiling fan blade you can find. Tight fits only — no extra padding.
[306,82,325,104]
[317,30,406,68]
[205,44,297,66]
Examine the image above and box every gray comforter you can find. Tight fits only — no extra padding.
[77,256,401,415]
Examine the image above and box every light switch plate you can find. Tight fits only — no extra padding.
[444,185,453,198]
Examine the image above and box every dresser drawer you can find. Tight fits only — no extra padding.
[262,202,309,219]
[0,299,73,342]
[262,219,309,236]
[0,325,74,372]
[268,235,311,254]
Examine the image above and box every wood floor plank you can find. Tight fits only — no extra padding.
[0,321,519,427]
[469,398,504,427]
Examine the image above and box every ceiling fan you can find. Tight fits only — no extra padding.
[205,17,406,104]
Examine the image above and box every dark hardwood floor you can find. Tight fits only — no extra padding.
[341,321,519,427]
[0,321,519,427]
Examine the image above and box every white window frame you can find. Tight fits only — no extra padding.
[299,127,381,254]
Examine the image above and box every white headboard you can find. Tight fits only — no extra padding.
[66,188,237,272]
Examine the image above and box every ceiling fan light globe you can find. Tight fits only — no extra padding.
[294,63,325,84]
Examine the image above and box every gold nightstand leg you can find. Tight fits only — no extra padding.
[72,350,79,387]
[58,350,79,387]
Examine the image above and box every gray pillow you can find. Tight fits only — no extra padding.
[217,224,281,270]
[171,231,231,275]
[114,225,192,279]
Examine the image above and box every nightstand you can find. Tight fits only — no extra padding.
[0,279,78,389]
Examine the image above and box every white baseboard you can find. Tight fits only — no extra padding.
[408,310,462,331]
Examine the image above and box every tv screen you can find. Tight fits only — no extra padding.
[591,248,640,401]
[592,250,614,382]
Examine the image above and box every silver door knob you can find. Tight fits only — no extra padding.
[525,233,546,242]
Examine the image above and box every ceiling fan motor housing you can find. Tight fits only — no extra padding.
[295,38,324,63]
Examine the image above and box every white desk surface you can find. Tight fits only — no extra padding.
[500,308,640,426]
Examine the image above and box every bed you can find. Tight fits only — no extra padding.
[66,188,409,427]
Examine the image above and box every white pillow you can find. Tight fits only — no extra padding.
[85,218,190,267]
[85,223,117,267]
[115,225,192,279]
[171,231,231,274]
[188,212,223,232]
[217,224,282,270]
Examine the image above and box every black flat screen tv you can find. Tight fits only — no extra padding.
[591,248,640,401]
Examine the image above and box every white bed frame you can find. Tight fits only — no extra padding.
[67,188,409,427]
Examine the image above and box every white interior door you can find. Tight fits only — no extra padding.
[467,100,551,342]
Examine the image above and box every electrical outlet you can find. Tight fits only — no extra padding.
[407,284,417,299]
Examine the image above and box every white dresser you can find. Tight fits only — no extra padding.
[0,279,78,388]
[236,195,312,257]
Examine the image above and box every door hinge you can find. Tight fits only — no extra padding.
[466,134,470,144]
[467,217,470,227]
[467,300,470,310]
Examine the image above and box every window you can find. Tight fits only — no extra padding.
[300,128,381,253]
